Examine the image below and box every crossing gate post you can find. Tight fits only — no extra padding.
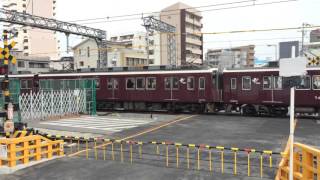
[30,90,33,120]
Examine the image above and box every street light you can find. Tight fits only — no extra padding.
[267,44,278,61]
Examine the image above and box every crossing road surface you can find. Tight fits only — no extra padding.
[40,116,157,132]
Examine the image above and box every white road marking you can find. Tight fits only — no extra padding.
[40,116,156,132]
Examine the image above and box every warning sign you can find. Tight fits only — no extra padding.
[0,144,7,159]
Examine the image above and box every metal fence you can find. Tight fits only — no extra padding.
[19,89,87,121]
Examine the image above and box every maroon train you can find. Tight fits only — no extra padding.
[14,66,320,116]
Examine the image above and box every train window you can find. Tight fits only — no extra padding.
[313,76,320,90]
[263,76,272,89]
[108,79,118,90]
[242,76,251,90]
[126,78,135,90]
[146,77,156,90]
[136,78,145,90]
[21,79,32,89]
[296,76,311,90]
[199,77,205,90]
[172,77,179,90]
[187,77,194,90]
[164,77,179,90]
[230,78,237,90]
[95,79,100,89]
[274,76,282,90]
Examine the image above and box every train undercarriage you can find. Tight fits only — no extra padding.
[97,100,320,118]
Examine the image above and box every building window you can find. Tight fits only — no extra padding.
[107,79,118,90]
[313,76,320,90]
[23,46,28,50]
[79,61,84,66]
[231,78,237,90]
[274,76,282,90]
[146,77,156,90]
[21,79,32,89]
[23,39,28,43]
[187,77,194,90]
[263,76,272,89]
[22,4,26,8]
[242,76,251,90]
[296,76,311,90]
[87,47,90,57]
[126,78,135,90]
[199,77,205,90]
[17,61,25,67]
[164,77,179,90]
[136,78,145,90]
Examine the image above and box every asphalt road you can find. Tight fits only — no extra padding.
[1,114,319,180]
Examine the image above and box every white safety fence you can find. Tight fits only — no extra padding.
[19,89,87,121]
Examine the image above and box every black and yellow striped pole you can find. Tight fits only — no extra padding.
[1,30,17,134]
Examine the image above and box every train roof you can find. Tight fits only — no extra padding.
[5,68,218,78]
[223,66,320,73]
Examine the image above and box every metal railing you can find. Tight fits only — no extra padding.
[276,142,320,180]
[0,135,64,167]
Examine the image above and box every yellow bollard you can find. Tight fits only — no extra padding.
[188,144,195,169]
[260,154,263,178]
[130,144,133,164]
[94,140,97,160]
[247,152,251,177]
[86,140,89,159]
[111,142,115,161]
[175,143,181,168]
[77,139,80,152]
[263,150,273,168]
[231,148,239,175]
[216,146,224,174]
[103,145,106,161]
[138,142,143,159]
[120,143,124,163]
[157,145,159,155]
[166,145,169,167]
[197,148,200,170]
[209,149,212,172]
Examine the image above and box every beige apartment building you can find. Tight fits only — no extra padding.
[2,0,59,60]
[73,38,148,69]
[206,45,255,68]
[160,2,203,66]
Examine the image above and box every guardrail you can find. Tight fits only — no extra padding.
[0,135,64,167]
[276,142,320,180]
[35,130,280,178]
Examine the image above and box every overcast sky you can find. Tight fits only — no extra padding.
[55,0,320,60]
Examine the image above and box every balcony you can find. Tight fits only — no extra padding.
[185,16,202,27]
[186,47,202,55]
[186,37,202,46]
[186,28,202,37]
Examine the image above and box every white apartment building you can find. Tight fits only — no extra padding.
[2,0,59,60]
[160,2,203,66]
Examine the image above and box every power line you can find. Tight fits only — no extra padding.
[76,0,297,25]
[68,0,257,23]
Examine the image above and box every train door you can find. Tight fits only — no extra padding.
[198,77,206,100]
[261,76,274,103]
[229,77,238,102]
[107,78,119,100]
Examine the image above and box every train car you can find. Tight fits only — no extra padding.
[222,67,320,116]
[15,68,221,113]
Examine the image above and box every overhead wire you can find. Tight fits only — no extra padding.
[77,0,298,25]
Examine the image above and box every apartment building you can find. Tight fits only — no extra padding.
[160,2,203,66]
[110,32,161,66]
[73,37,148,69]
[206,45,255,68]
[2,0,59,60]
